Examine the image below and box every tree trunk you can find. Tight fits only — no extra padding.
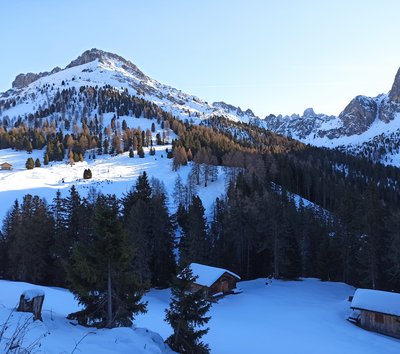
[107,261,113,328]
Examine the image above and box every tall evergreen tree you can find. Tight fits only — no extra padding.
[67,194,146,328]
[165,267,211,354]
[149,184,176,287]
[6,195,54,283]
[179,196,209,267]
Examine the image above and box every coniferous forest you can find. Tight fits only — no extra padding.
[1,84,400,333]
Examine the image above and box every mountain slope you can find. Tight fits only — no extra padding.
[1,48,256,125]
[263,67,400,166]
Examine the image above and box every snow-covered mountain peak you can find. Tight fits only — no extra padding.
[3,48,263,125]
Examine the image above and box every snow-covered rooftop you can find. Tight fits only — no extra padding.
[22,289,45,301]
[189,263,240,287]
[351,288,400,317]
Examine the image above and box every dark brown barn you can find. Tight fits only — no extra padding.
[0,162,12,170]
[188,263,241,299]
[349,288,400,338]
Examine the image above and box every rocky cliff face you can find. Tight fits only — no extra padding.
[65,48,148,81]
[264,66,400,142]
[11,48,148,89]
[336,95,378,136]
[12,67,62,89]
[212,101,256,119]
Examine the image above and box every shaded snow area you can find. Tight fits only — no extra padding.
[189,263,240,287]
[136,278,400,354]
[0,280,174,354]
[351,288,400,316]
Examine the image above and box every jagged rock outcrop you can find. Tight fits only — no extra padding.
[213,101,256,118]
[11,48,148,90]
[263,108,336,139]
[65,48,148,81]
[389,67,400,103]
[12,67,61,89]
[337,95,377,135]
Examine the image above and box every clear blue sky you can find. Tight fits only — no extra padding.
[1,0,400,117]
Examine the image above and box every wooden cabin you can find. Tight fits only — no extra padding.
[349,288,400,338]
[188,263,241,299]
[0,162,12,170]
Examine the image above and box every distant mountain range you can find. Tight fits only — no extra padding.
[1,48,400,166]
[262,67,400,165]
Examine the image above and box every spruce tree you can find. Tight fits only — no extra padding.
[25,157,34,169]
[165,267,211,353]
[67,194,146,328]
[179,196,209,267]
[149,184,176,287]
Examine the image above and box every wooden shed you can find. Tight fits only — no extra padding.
[188,263,241,299]
[0,162,12,170]
[349,288,400,338]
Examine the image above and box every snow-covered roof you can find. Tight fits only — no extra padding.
[189,263,240,287]
[351,288,400,316]
[22,289,45,301]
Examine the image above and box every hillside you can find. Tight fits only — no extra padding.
[263,68,400,166]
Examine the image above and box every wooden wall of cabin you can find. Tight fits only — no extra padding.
[209,273,238,295]
[360,310,400,338]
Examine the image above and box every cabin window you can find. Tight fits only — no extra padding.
[374,313,384,324]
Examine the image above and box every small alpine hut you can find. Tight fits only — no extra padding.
[188,263,241,299]
[0,162,12,170]
[349,288,400,338]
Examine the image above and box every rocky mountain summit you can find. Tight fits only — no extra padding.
[3,48,257,125]
[262,66,400,165]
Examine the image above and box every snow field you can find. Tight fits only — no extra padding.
[0,280,173,354]
[136,278,400,354]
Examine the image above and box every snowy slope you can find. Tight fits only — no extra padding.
[0,147,227,223]
[0,280,174,354]
[136,278,400,354]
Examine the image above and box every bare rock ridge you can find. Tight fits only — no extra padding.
[12,67,62,89]
[337,95,378,136]
[212,101,256,118]
[11,48,148,89]
[65,48,148,81]
[389,67,400,103]
[264,65,400,140]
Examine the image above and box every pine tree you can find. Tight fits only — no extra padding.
[34,158,41,168]
[165,267,211,353]
[123,172,153,287]
[25,157,34,169]
[6,195,54,283]
[67,194,146,328]
[149,184,176,287]
[179,196,209,267]
[50,190,69,284]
